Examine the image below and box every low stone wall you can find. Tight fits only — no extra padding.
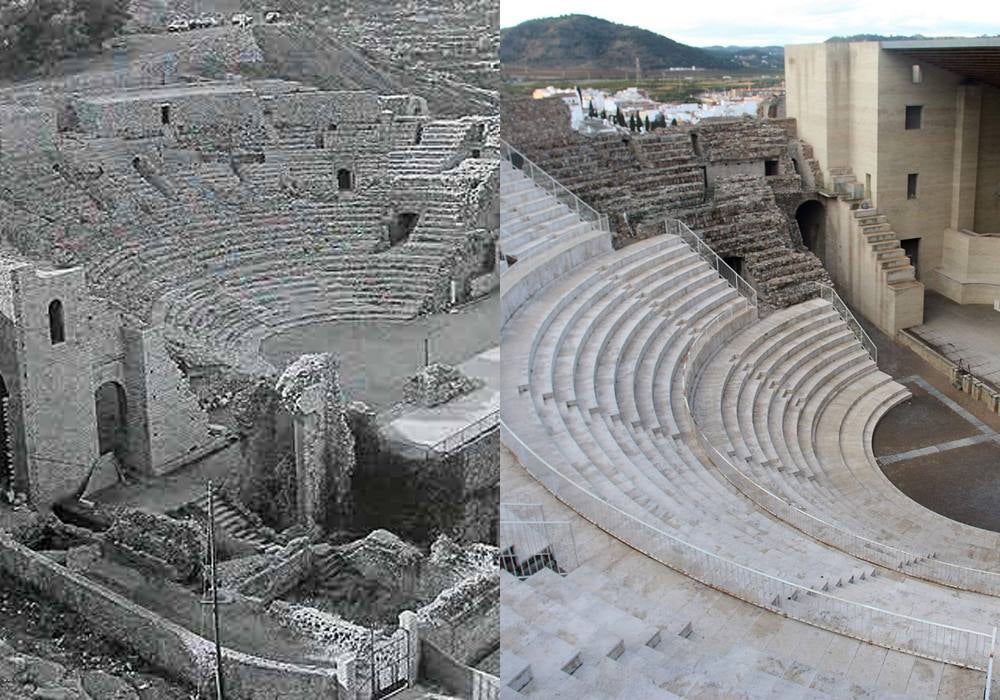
[898,330,1000,414]
[237,545,313,601]
[417,570,499,666]
[420,637,499,700]
[0,533,343,699]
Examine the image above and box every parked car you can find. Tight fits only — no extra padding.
[264,10,281,23]
[230,13,254,27]
[192,15,219,28]
[167,18,190,32]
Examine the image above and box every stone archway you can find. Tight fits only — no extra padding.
[95,381,128,462]
[796,199,826,263]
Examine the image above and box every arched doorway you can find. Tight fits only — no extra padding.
[389,212,419,247]
[0,374,10,491]
[795,200,826,262]
[95,381,127,461]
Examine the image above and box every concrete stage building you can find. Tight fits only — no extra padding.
[785,38,1000,334]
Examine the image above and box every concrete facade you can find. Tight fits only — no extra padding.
[786,39,1000,332]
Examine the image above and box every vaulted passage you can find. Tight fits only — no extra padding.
[95,381,127,461]
[389,212,419,247]
[796,200,826,262]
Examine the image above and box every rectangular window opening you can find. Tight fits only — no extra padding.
[905,105,923,130]
[907,173,919,199]
[912,64,923,83]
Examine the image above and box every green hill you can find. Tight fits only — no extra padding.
[500,14,738,72]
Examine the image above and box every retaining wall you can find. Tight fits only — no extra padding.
[0,533,343,699]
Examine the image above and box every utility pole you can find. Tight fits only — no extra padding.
[423,337,429,367]
[207,481,225,700]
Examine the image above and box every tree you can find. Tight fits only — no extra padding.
[0,0,130,77]
[588,101,596,118]
[600,109,607,120]
[644,115,650,132]
[671,117,678,126]
[628,113,636,132]
[75,0,130,46]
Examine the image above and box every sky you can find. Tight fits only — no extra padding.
[499,0,1000,47]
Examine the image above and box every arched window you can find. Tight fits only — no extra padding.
[337,169,353,191]
[48,300,65,345]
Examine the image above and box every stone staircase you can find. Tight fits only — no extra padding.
[186,492,283,555]
[502,566,931,698]
[826,167,923,332]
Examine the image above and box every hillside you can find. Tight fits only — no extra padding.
[703,45,784,71]
[501,15,737,72]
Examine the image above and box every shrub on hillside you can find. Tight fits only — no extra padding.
[0,0,131,78]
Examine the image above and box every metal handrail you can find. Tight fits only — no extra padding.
[425,409,499,459]
[500,418,993,669]
[499,139,610,233]
[987,628,998,700]
[814,282,878,364]
[667,218,758,309]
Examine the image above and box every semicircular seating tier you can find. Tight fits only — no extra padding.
[500,158,1000,682]
[0,120,498,372]
[690,301,1000,593]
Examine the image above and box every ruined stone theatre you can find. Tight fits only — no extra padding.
[0,5,501,699]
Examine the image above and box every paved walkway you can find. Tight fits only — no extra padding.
[382,346,499,452]
[864,303,1000,532]
[259,293,498,410]
[910,291,1000,390]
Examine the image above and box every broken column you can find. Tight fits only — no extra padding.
[277,354,356,529]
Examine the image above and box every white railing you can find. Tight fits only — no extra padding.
[500,139,610,233]
[987,628,998,700]
[499,519,579,577]
[666,218,757,309]
[814,282,878,364]
[501,421,993,669]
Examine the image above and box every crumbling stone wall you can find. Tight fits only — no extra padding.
[103,508,204,582]
[403,363,484,407]
[417,569,498,666]
[504,97,834,311]
[442,430,499,543]
[228,378,300,530]
[277,354,356,530]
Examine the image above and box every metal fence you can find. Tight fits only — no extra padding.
[500,139,610,233]
[499,519,579,577]
[424,409,499,460]
[666,218,758,309]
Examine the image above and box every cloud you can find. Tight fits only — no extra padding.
[501,0,1000,46]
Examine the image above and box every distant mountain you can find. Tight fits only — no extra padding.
[702,45,784,70]
[500,14,738,71]
[825,34,929,43]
